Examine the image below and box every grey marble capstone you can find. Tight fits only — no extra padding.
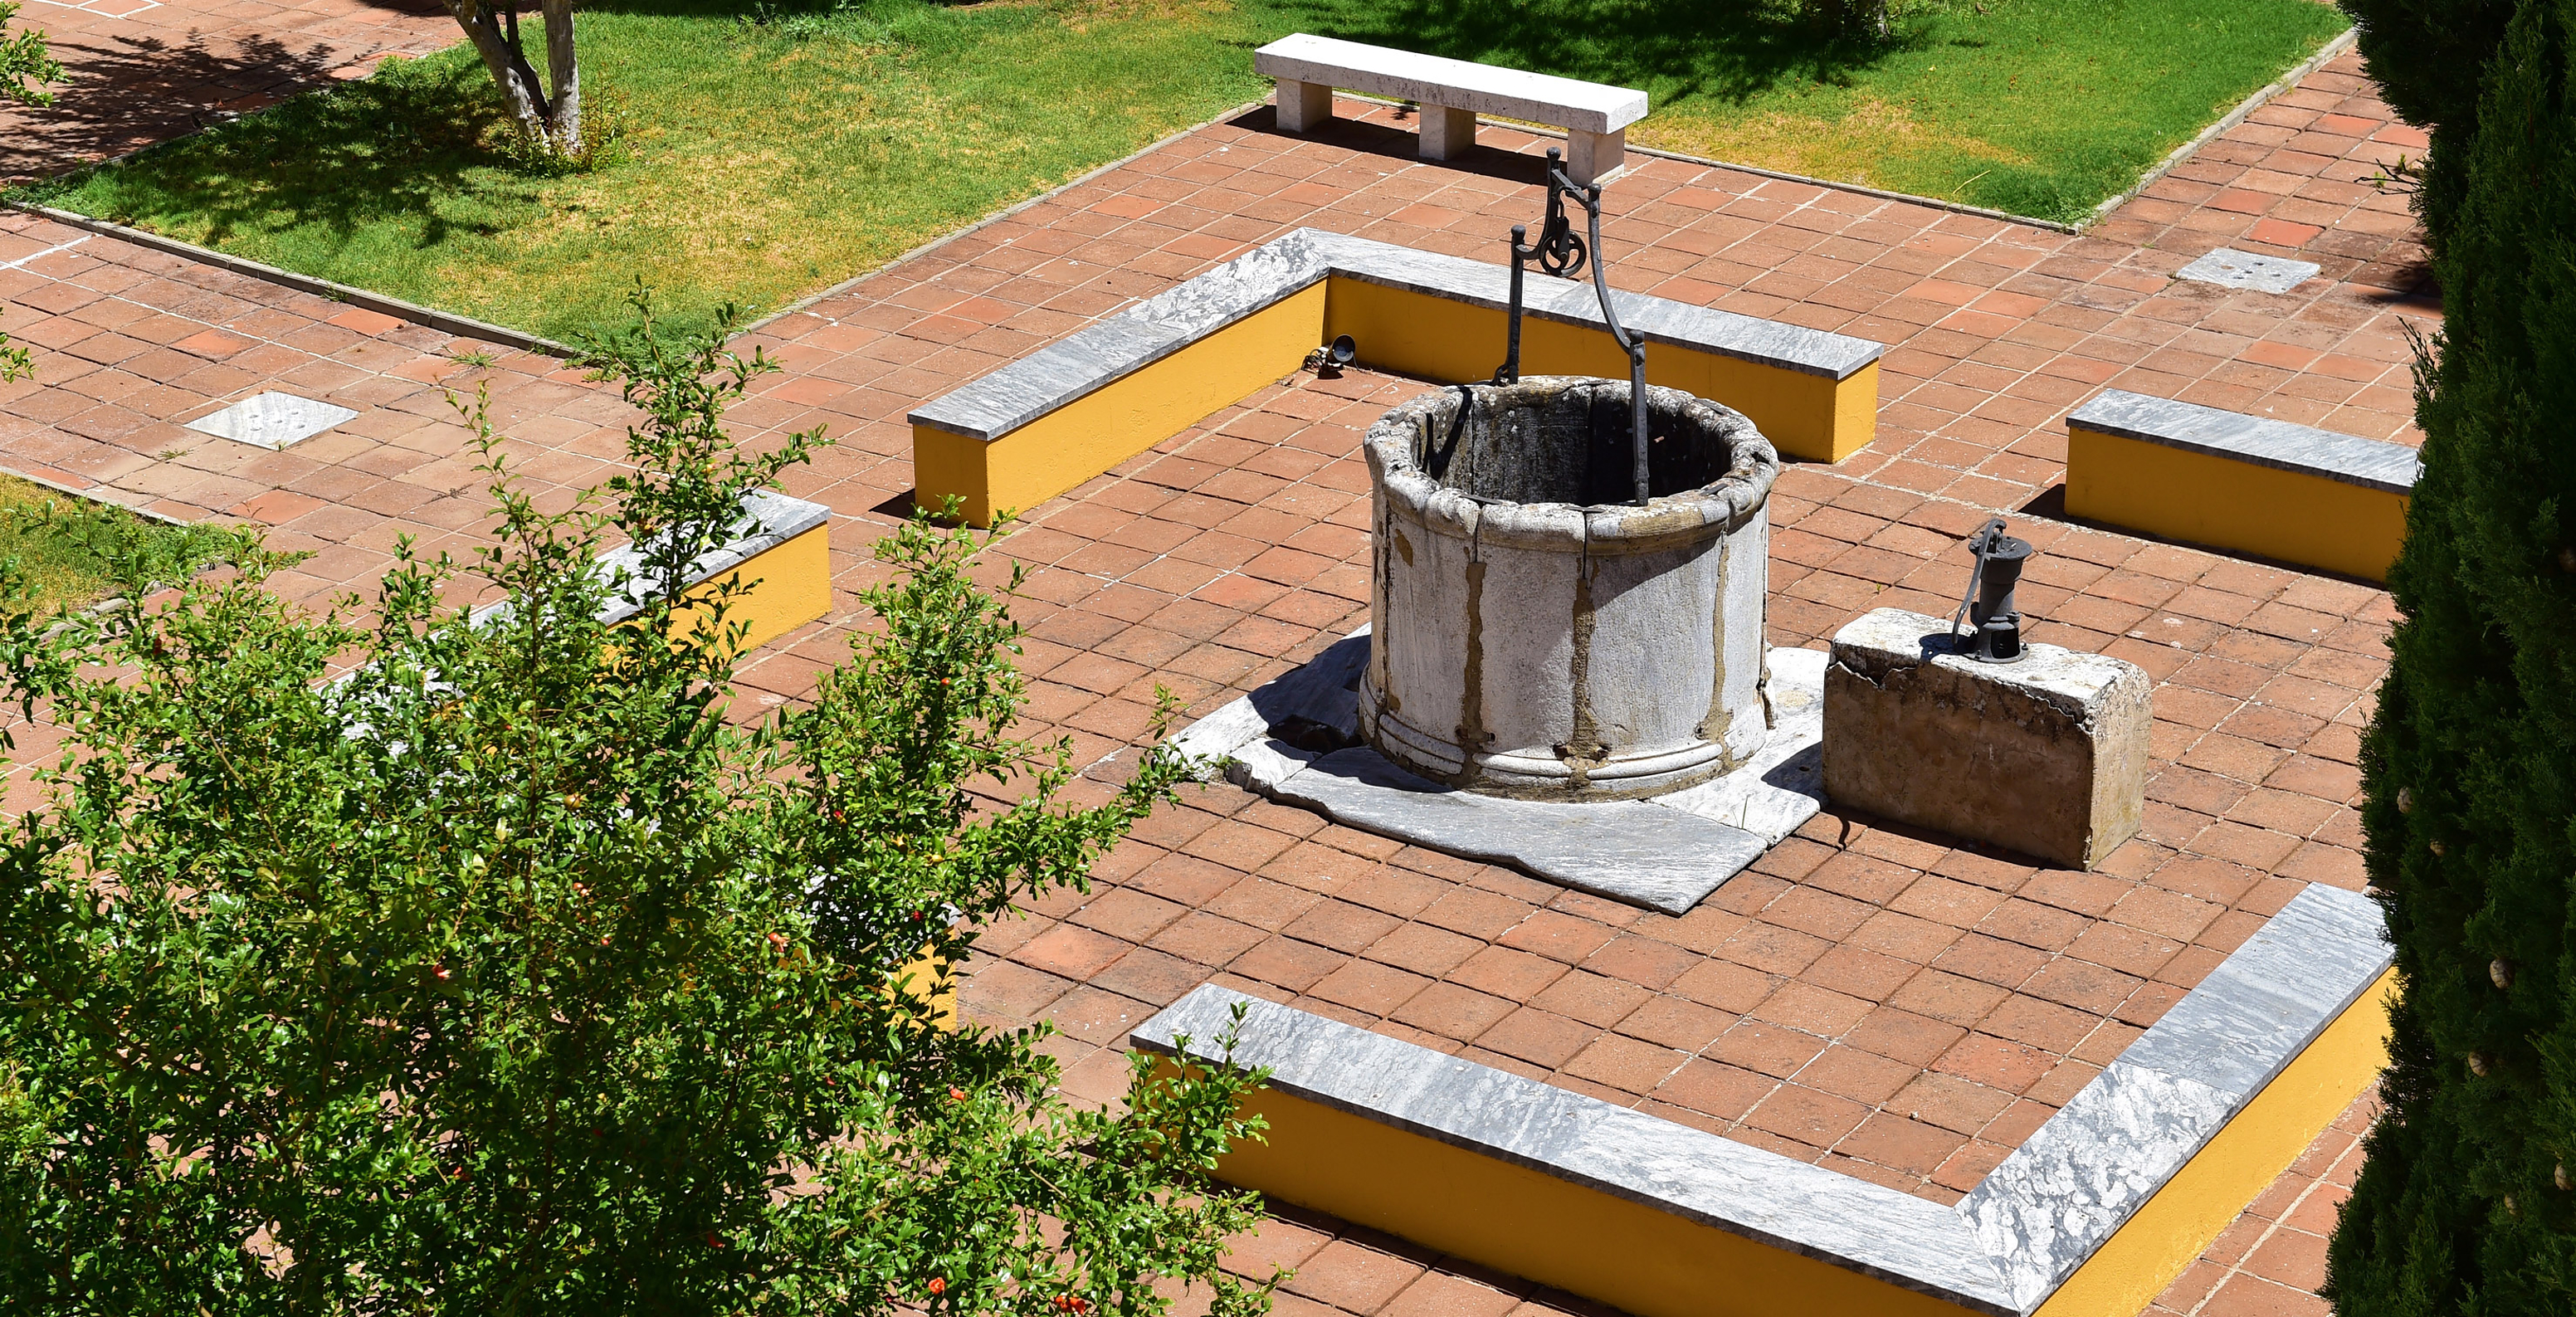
[1132,882,2389,1316]
[1959,883,2390,1309]
[2174,247,2323,295]
[1171,631,1827,915]
[593,488,831,627]
[910,229,1885,443]
[1254,33,1648,134]
[467,489,833,631]
[2069,388,2419,495]
[183,390,359,450]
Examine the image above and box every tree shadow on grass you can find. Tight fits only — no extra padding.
[0,0,451,184]
[10,53,534,259]
[1258,0,1928,107]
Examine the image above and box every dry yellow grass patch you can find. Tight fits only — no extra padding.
[1635,95,2030,188]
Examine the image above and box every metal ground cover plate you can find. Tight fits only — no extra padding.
[183,392,359,450]
[2174,247,2322,295]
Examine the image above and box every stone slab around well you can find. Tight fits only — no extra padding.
[1823,608,2149,871]
[1171,633,1827,915]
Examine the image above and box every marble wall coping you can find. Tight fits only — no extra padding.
[2068,389,2419,495]
[593,489,832,627]
[910,228,1886,442]
[1133,882,2388,1317]
[1253,34,1650,134]
[466,489,833,630]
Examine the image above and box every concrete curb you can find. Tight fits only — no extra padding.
[8,23,2354,359]
[1344,23,2358,238]
[0,462,194,525]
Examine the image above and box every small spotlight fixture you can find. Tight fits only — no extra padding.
[1305,334,1358,376]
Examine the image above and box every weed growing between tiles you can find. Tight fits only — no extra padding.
[0,296,1279,1313]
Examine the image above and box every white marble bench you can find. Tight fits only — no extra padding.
[1254,33,1648,184]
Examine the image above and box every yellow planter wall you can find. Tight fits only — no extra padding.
[2038,968,2397,1317]
[1187,968,2394,1317]
[1215,1086,1985,1317]
[914,276,1880,527]
[2066,424,2410,582]
[666,521,835,655]
[914,283,1329,526]
[1324,278,1876,464]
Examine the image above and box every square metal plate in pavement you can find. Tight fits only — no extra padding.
[183,392,360,450]
[2175,246,2323,295]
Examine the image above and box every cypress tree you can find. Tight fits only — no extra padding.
[2326,1,2576,1312]
[2343,0,2520,144]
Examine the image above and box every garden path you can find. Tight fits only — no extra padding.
[0,44,2423,1317]
[0,0,452,183]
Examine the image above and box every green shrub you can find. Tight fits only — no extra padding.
[0,300,1276,1315]
[2325,2,2576,1313]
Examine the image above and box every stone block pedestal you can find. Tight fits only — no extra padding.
[1823,607,2149,870]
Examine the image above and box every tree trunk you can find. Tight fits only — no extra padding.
[437,0,578,154]
[539,0,580,157]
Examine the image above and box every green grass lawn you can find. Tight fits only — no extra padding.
[0,474,218,612]
[7,0,2345,344]
[1312,0,2351,219]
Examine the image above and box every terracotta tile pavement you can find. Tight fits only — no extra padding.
[0,41,2422,1312]
[0,211,628,611]
[2,0,454,183]
[783,363,2389,1209]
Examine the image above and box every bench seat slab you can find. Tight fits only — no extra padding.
[1256,32,1647,183]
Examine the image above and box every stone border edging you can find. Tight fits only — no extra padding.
[1134,881,2389,1316]
[1321,89,2078,234]
[2081,27,2362,231]
[910,227,1884,441]
[2068,388,2417,493]
[1328,18,2356,241]
[3,202,578,359]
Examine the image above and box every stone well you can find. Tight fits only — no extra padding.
[1360,376,1779,799]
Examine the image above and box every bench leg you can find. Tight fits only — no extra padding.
[1275,79,1332,133]
[1418,105,1477,160]
[1564,127,1627,185]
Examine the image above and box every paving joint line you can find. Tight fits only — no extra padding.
[1,232,91,270]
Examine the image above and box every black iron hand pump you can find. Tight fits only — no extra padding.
[1495,148,1651,505]
[1949,518,2034,663]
